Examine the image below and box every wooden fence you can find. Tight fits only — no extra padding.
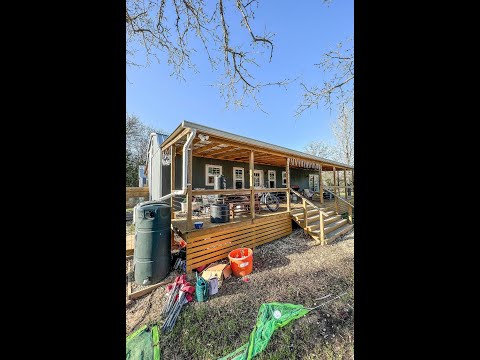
[126,187,149,208]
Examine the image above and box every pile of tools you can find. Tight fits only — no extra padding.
[161,275,195,333]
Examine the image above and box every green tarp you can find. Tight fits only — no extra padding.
[218,303,310,360]
[126,325,160,360]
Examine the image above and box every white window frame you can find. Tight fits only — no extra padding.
[309,174,319,192]
[282,171,287,186]
[233,167,245,189]
[205,164,223,186]
[268,170,276,188]
[253,170,263,189]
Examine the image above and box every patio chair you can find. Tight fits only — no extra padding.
[302,188,314,200]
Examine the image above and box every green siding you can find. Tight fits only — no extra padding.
[161,156,314,192]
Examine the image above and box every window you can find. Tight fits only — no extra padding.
[233,167,244,189]
[205,164,222,186]
[253,170,263,188]
[268,170,276,188]
[309,174,319,192]
[282,171,287,186]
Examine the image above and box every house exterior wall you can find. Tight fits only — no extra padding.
[159,156,314,194]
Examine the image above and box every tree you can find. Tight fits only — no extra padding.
[332,103,354,167]
[304,140,335,159]
[126,0,289,110]
[296,38,353,117]
[126,113,166,187]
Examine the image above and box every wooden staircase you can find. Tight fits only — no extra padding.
[289,190,354,244]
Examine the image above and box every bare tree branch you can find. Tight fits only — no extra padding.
[296,38,354,117]
[126,0,289,110]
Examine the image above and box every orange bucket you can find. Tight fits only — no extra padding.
[228,248,253,277]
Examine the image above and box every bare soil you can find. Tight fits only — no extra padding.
[126,228,354,359]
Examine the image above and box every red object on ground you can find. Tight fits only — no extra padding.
[242,277,250,282]
[228,248,253,277]
[165,275,196,302]
[196,264,208,272]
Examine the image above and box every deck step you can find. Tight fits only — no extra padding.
[306,215,343,231]
[324,218,348,234]
[325,224,354,243]
[291,209,318,219]
[325,210,336,217]
[324,214,342,225]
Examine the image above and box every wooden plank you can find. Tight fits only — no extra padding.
[191,189,251,195]
[161,127,190,151]
[128,278,173,300]
[197,145,236,157]
[319,210,325,245]
[187,227,292,271]
[348,204,353,224]
[187,219,290,253]
[193,141,225,154]
[187,223,292,260]
[343,168,347,200]
[319,164,324,204]
[126,187,149,198]
[250,151,255,220]
[127,260,132,299]
[185,212,291,240]
[187,217,289,246]
[286,158,290,212]
[333,167,337,196]
[253,188,288,193]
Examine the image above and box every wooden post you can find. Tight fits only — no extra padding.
[334,195,339,214]
[319,210,325,245]
[187,143,193,231]
[348,205,353,224]
[286,158,290,212]
[319,164,323,204]
[170,145,176,219]
[351,169,354,196]
[343,168,347,200]
[333,167,337,196]
[303,198,308,229]
[337,169,340,196]
[250,151,255,220]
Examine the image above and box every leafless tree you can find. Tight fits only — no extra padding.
[304,140,335,160]
[296,38,354,117]
[332,103,354,167]
[126,113,166,186]
[126,0,289,110]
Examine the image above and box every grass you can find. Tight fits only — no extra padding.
[126,228,354,359]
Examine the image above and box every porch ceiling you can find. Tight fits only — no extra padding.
[163,122,352,171]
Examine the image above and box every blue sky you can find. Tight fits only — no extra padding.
[126,0,353,152]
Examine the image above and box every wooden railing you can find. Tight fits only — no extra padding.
[323,188,354,224]
[290,188,329,244]
[324,185,354,200]
[185,188,290,231]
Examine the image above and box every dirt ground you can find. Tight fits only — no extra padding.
[126,227,354,359]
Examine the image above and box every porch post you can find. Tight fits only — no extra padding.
[319,164,323,204]
[333,167,337,196]
[186,142,193,231]
[250,151,255,220]
[170,145,176,219]
[352,169,354,195]
[343,168,347,199]
[286,158,291,212]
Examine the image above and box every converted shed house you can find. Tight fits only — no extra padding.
[146,121,354,272]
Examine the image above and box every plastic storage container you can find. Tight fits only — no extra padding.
[228,248,253,277]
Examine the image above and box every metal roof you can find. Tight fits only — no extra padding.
[162,120,353,170]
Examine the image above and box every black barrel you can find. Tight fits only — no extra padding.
[134,202,171,285]
[210,203,229,223]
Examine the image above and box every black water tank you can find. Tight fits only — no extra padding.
[210,203,230,223]
[134,202,171,285]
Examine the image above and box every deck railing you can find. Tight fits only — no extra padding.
[324,185,354,200]
[179,188,290,231]
[290,188,329,244]
[323,188,354,224]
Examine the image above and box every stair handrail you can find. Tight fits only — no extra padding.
[289,188,329,216]
[323,188,354,208]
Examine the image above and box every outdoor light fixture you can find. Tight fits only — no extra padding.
[198,134,209,141]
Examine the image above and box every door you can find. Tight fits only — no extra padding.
[309,174,319,192]
[253,170,263,189]
[268,170,276,188]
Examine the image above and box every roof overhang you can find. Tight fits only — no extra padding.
[160,120,353,171]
